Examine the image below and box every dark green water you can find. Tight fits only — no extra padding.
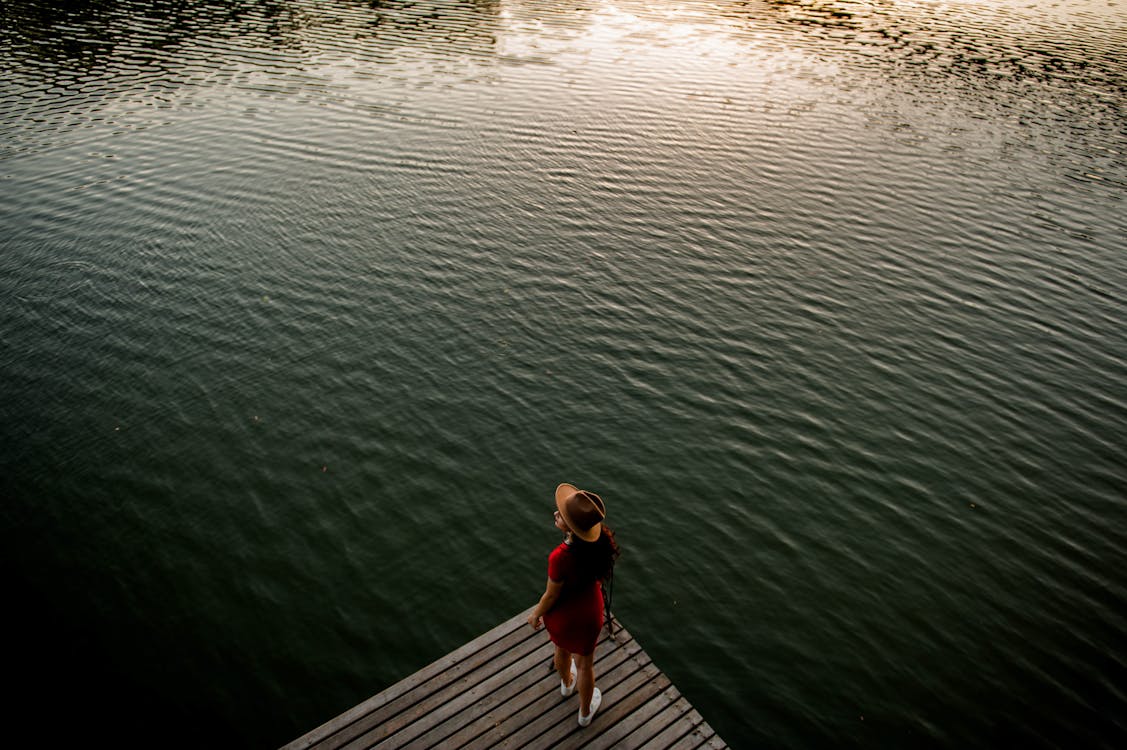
[2,0,1125,747]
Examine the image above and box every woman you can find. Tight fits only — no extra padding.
[528,483,620,727]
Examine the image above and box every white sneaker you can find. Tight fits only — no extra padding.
[560,659,577,697]
[578,688,602,727]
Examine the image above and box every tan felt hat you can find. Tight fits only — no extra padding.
[555,483,606,543]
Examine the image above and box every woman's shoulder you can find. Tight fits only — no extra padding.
[549,541,575,566]
[548,540,573,581]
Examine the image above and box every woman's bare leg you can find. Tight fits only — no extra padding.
[554,645,575,689]
[575,651,596,714]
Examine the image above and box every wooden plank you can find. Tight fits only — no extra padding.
[432,627,635,748]
[579,685,686,750]
[546,660,670,750]
[495,654,660,750]
[473,640,653,750]
[698,733,729,749]
[399,628,624,750]
[458,635,645,750]
[633,703,707,749]
[281,613,730,750]
[414,631,640,748]
[665,722,718,750]
[283,612,529,750]
[369,629,560,750]
[394,641,551,748]
[335,622,546,749]
[437,659,561,749]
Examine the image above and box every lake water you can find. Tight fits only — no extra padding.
[2,0,1125,747]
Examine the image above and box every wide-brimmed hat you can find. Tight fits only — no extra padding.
[555,483,606,543]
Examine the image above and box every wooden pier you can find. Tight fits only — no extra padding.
[283,610,728,750]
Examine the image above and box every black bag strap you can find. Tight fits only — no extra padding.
[602,558,617,640]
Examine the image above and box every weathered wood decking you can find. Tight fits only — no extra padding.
[283,610,728,750]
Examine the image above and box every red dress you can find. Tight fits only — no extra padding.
[543,541,604,655]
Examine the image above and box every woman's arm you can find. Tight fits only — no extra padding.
[527,577,564,629]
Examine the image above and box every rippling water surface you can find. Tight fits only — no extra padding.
[2,0,1126,747]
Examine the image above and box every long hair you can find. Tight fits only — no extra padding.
[567,524,620,585]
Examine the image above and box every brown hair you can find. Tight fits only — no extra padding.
[566,523,620,584]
